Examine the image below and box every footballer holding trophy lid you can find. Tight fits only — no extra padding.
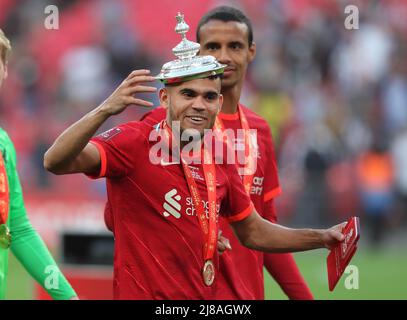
[141,6,315,300]
[44,13,346,300]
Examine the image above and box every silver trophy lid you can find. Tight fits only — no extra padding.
[156,12,226,84]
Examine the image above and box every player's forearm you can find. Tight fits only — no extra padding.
[233,213,326,253]
[250,222,325,253]
[44,105,109,173]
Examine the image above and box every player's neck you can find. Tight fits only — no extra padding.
[220,85,242,115]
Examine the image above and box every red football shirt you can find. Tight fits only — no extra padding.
[139,105,282,299]
[88,121,253,299]
[213,106,281,299]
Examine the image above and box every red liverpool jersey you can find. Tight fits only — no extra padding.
[213,106,281,299]
[139,105,282,299]
[88,121,252,299]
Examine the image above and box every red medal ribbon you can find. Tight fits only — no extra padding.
[214,105,256,195]
[0,152,9,225]
[181,151,217,262]
[162,121,217,263]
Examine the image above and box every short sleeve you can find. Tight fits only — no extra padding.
[104,201,114,232]
[263,198,277,223]
[88,123,145,179]
[221,163,253,223]
[140,106,166,126]
[262,125,281,203]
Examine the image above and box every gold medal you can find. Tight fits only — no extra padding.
[0,224,11,249]
[202,260,215,286]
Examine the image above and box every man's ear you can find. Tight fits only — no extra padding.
[248,42,256,63]
[159,88,169,109]
[217,94,223,115]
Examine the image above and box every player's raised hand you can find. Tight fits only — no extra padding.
[322,222,347,250]
[100,69,157,116]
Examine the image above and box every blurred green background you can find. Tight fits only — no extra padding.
[265,248,407,300]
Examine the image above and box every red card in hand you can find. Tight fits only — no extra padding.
[327,216,360,291]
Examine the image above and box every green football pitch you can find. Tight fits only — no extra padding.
[6,246,407,300]
[264,249,407,300]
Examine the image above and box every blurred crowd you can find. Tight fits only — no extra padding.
[0,0,406,246]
